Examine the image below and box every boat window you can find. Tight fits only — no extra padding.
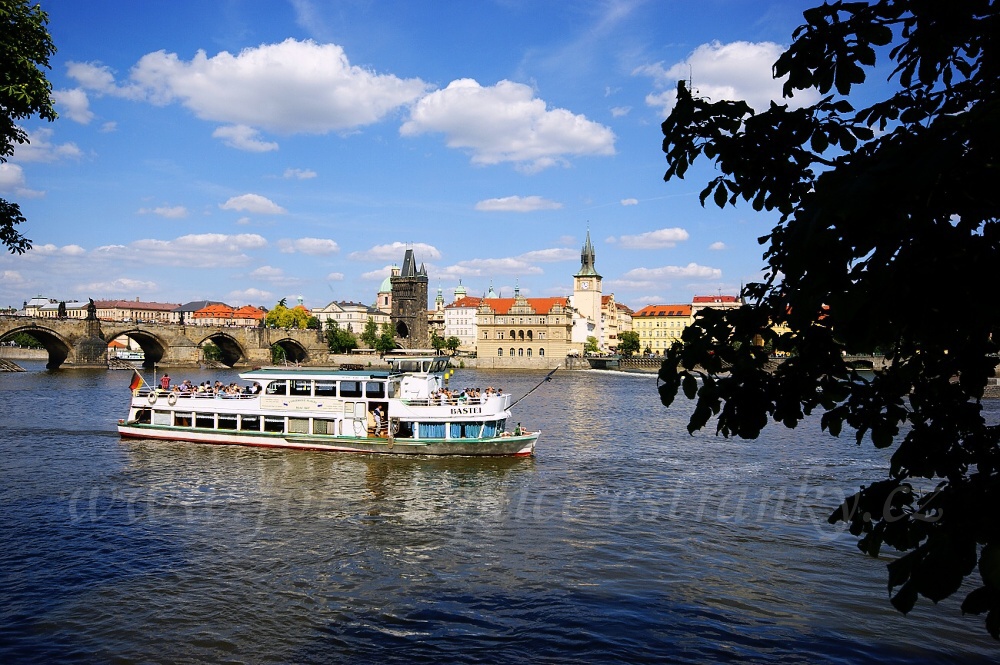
[173,412,191,427]
[153,411,172,426]
[136,408,152,424]
[431,359,448,373]
[266,380,287,396]
[388,381,398,398]
[396,421,414,438]
[218,414,238,430]
[288,418,309,434]
[196,414,215,429]
[340,381,362,398]
[240,415,260,431]
[315,381,337,397]
[314,419,336,435]
[343,401,355,417]
[421,361,430,373]
[263,416,284,433]
[365,381,385,398]
[482,421,497,438]
[290,380,312,396]
[420,422,446,438]
[355,403,366,418]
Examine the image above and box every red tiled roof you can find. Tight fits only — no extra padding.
[94,300,181,311]
[692,295,739,303]
[446,296,483,309]
[634,304,692,317]
[193,304,235,317]
[478,297,569,315]
[232,305,265,320]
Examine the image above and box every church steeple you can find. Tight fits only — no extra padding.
[575,228,601,278]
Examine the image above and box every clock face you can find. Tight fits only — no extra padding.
[581,280,590,289]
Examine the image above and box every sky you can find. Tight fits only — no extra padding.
[2,0,831,313]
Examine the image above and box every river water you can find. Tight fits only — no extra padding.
[1,363,996,663]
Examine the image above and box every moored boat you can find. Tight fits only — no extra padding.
[118,355,539,456]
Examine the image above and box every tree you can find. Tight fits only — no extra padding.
[658,0,1000,636]
[430,330,446,354]
[374,321,397,357]
[618,331,640,358]
[306,315,321,330]
[1,0,57,254]
[265,301,310,329]
[585,336,599,354]
[360,316,379,348]
[324,319,358,354]
[201,341,222,362]
[446,336,461,355]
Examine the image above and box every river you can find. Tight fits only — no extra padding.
[1,363,995,663]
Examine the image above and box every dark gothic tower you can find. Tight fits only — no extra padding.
[390,248,429,349]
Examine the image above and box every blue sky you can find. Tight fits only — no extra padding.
[2,0,826,312]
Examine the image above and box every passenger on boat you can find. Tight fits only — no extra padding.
[373,406,383,434]
[160,373,170,391]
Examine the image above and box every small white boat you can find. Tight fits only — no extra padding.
[118,355,539,456]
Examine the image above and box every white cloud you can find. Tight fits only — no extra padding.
[213,124,279,152]
[349,242,441,262]
[616,263,723,289]
[31,243,87,256]
[0,163,27,193]
[94,233,268,268]
[283,167,317,179]
[138,205,188,219]
[709,241,727,250]
[53,88,94,124]
[401,78,615,172]
[611,106,631,117]
[2,270,24,283]
[614,228,690,249]
[475,195,562,212]
[638,41,821,115]
[77,277,158,294]
[277,237,340,255]
[250,265,285,279]
[10,128,82,163]
[518,248,577,262]
[620,198,638,206]
[100,121,117,133]
[326,272,344,281]
[72,39,430,135]
[220,193,287,214]
[440,257,543,277]
[229,287,272,302]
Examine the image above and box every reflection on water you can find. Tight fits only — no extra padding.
[0,363,996,663]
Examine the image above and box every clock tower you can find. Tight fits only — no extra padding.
[572,229,603,348]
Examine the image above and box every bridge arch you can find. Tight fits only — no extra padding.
[196,331,247,367]
[0,324,73,369]
[270,337,309,365]
[103,328,169,368]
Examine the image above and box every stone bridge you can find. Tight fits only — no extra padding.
[0,316,329,369]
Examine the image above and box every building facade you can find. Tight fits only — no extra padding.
[633,304,693,355]
[94,299,181,323]
[390,248,429,349]
[444,295,482,352]
[569,230,604,349]
[312,300,389,332]
[475,290,577,368]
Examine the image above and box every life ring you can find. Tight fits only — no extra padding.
[167,393,178,406]
[147,391,158,405]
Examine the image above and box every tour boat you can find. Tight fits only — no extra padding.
[118,355,539,456]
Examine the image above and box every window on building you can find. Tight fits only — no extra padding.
[526,348,532,357]
[539,348,545,357]
[518,348,524,356]
[497,348,503,357]
[509,348,515,357]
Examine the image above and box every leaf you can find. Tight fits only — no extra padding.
[962,587,994,616]
[713,182,728,208]
[891,580,918,614]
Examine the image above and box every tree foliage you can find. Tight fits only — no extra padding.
[430,330,446,353]
[359,317,379,348]
[659,0,1000,636]
[265,302,310,329]
[374,321,397,357]
[618,330,640,358]
[445,336,461,355]
[324,319,358,354]
[1,0,57,254]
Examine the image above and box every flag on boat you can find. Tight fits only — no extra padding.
[129,369,144,393]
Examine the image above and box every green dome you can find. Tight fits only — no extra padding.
[379,275,393,293]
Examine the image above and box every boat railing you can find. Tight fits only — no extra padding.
[401,395,499,407]
[135,387,258,401]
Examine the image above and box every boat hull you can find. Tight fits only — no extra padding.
[118,424,537,457]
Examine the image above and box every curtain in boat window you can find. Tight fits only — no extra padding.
[482,421,497,438]
[420,423,446,438]
[450,423,462,438]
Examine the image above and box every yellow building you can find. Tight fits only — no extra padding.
[633,304,693,356]
[475,290,576,368]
